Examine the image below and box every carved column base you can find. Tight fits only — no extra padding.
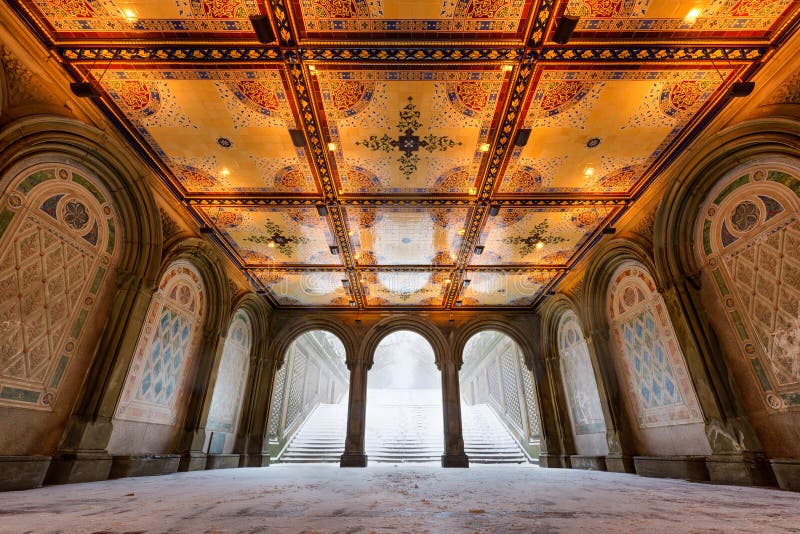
[45,451,112,485]
[770,459,800,491]
[340,452,368,467]
[605,453,636,473]
[178,451,207,472]
[242,453,270,467]
[441,453,469,468]
[538,453,569,468]
[570,455,607,471]
[0,455,51,491]
[706,453,776,487]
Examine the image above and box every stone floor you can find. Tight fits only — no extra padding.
[2,464,798,533]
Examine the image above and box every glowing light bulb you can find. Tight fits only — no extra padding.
[327,142,337,151]
[121,7,138,22]
[267,241,276,248]
[583,165,595,178]
[501,64,514,73]
[220,167,231,178]
[457,228,466,236]
[535,241,545,250]
[479,143,491,153]
[468,187,477,196]
[684,7,702,24]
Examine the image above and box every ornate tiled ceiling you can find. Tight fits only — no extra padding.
[9,0,799,309]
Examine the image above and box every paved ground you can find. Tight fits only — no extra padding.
[2,464,798,533]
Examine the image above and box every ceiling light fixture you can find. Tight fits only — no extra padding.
[455,300,463,307]
[553,14,580,44]
[514,128,532,147]
[289,129,306,147]
[501,64,514,73]
[267,241,276,248]
[468,187,477,195]
[457,228,466,236]
[583,165,595,178]
[220,167,231,178]
[462,279,471,287]
[316,204,328,216]
[70,82,100,98]
[684,7,702,25]
[479,143,491,153]
[249,15,276,44]
[445,279,452,285]
[474,245,485,255]
[729,81,755,97]
[536,241,545,250]
[329,245,339,255]
[121,7,138,22]
[488,204,500,217]
[327,142,337,151]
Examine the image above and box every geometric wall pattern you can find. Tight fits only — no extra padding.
[557,310,606,435]
[207,309,252,435]
[12,0,800,310]
[115,261,205,426]
[695,162,800,411]
[0,165,117,410]
[608,264,703,428]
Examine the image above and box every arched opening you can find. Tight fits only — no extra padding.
[268,330,349,463]
[366,330,443,463]
[460,330,540,463]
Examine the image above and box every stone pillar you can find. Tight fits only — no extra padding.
[177,328,226,471]
[439,358,469,467]
[524,340,568,468]
[585,328,636,473]
[340,360,369,467]
[45,273,157,485]
[236,354,277,467]
[544,352,577,465]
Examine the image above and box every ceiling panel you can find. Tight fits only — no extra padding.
[498,67,730,195]
[345,206,471,265]
[288,0,538,41]
[95,68,318,196]
[475,206,615,266]
[360,270,448,306]
[253,269,351,306]
[199,206,340,266]
[458,270,558,306]
[314,67,508,195]
[564,0,796,40]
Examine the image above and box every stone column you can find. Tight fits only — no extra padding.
[440,359,469,468]
[585,328,636,473]
[45,273,156,485]
[340,360,369,467]
[177,327,226,471]
[236,355,277,467]
[544,352,577,465]
[524,342,568,468]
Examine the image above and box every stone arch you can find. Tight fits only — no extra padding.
[0,116,161,457]
[452,316,536,371]
[359,315,448,369]
[269,316,356,370]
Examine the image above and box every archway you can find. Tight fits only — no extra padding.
[460,331,540,463]
[366,331,443,463]
[268,330,349,463]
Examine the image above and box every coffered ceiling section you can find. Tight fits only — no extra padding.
[315,68,508,195]
[9,0,799,309]
[497,67,729,195]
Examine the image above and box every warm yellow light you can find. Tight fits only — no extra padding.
[501,64,514,73]
[308,65,316,71]
[121,7,138,22]
[583,165,595,178]
[450,253,458,261]
[468,187,477,196]
[479,143,491,153]
[220,167,231,177]
[327,142,337,151]
[445,279,452,285]
[348,230,354,236]
[535,241,545,250]
[267,241,276,248]
[684,7,702,24]
[457,228,466,236]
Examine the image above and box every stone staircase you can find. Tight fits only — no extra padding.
[278,389,527,464]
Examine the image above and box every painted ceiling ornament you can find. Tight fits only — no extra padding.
[502,220,566,255]
[244,220,309,256]
[355,96,462,179]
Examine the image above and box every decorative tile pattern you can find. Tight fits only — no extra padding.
[518,350,541,438]
[207,309,252,433]
[696,165,800,410]
[95,68,318,195]
[268,363,288,439]
[501,349,523,431]
[500,68,727,195]
[315,69,505,194]
[115,260,205,425]
[253,269,351,306]
[360,270,447,307]
[608,264,703,428]
[476,207,614,266]
[345,206,469,265]
[200,206,340,266]
[459,270,557,306]
[0,166,117,410]
[558,310,606,435]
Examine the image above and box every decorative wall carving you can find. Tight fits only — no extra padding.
[607,264,704,428]
[765,71,800,105]
[0,165,117,410]
[115,260,205,425]
[557,311,606,435]
[695,163,800,410]
[0,46,62,111]
[158,207,181,240]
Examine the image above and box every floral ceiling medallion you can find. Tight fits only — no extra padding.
[502,220,566,255]
[244,220,309,256]
[356,96,462,179]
